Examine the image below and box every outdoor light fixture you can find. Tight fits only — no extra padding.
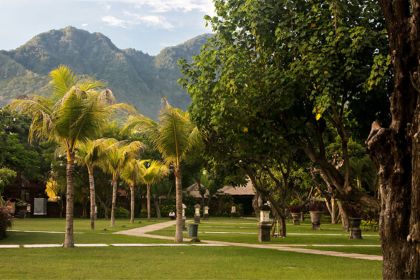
[194,204,201,223]
[260,204,271,223]
[203,206,209,220]
[258,203,272,242]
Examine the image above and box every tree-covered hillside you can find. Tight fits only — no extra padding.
[0,26,211,118]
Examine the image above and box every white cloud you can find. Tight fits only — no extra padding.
[132,0,213,14]
[102,12,174,30]
[81,23,89,27]
[104,4,112,11]
[101,15,129,28]
[123,11,174,29]
[84,0,214,15]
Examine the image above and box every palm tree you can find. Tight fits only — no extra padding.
[99,141,144,227]
[124,99,201,242]
[75,138,117,230]
[138,160,169,220]
[8,65,132,247]
[121,159,144,223]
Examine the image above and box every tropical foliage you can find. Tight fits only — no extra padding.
[8,65,132,247]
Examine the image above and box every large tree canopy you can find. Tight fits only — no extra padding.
[180,0,389,215]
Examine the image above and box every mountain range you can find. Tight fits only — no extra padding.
[0,26,211,118]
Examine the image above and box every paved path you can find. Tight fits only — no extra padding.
[115,220,382,261]
[0,243,227,248]
[115,220,181,241]
[199,240,382,261]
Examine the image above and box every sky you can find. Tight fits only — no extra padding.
[0,0,214,55]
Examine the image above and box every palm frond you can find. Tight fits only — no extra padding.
[156,105,192,165]
[7,96,55,143]
[139,160,169,185]
[123,114,158,136]
[49,65,77,100]
[78,80,105,92]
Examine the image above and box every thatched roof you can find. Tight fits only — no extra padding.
[185,183,209,198]
[217,180,256,196]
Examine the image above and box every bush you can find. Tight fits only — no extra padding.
[0,207,12,239]
[160,204,175,217]
[115,207,129,218]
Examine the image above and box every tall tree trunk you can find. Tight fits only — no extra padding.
[174,166,183,243]
[146,184,151,220]
[130,185,135,223]
[96,194,109,219]
[64,150,75,248]
[252,192,260,219]
[110,177,117,227]
[367,1,420,278]
[325,197,338,224]
[331,198,337,224]
[337,200,349,231]
[153,194,161,218]
[279,215,286,238]
[88,166,95,230]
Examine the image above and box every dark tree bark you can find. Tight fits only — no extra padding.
[252,191,261,219]
[367,1,420,278]
[153,194,161,218]
[96,194,109,219]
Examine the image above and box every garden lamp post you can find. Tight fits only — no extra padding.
[258,204,272,242]
[230,204,237,217]
[194,204,201,223]
[203,206,209,220]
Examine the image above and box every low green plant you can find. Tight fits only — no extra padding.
[361,219,379,231]
[115,207,130,219]
[0,207,12,239]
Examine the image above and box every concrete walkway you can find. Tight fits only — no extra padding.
[115,220,382,261]
[115,220,180,241]
[0,243,227,248]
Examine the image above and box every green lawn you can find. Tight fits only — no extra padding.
[1,218,169,244]
[0,217,382,279]
[150,217,382,255]
[3,246,381,279]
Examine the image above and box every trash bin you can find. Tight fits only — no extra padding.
[188,223,199,242]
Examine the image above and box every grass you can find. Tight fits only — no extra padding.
[2,246,381,279]
[0,217,382,279]
[150,217,381,254]
[1,218,169,244]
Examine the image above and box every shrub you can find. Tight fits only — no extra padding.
[114,207,129,218]
[0,207,12,239]
[289,205,302,213]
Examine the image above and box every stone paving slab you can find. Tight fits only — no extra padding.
[0,245,20,248]
[23,244,63,248]
[75,244,108,247]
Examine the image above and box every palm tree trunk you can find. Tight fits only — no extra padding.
[64,150,75,248]
[153,194,161,218]
[110,177,117,227]
[130,185,135,223]
[147,184,151,220]
[174,166,183,243]
[88,166,95,230]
